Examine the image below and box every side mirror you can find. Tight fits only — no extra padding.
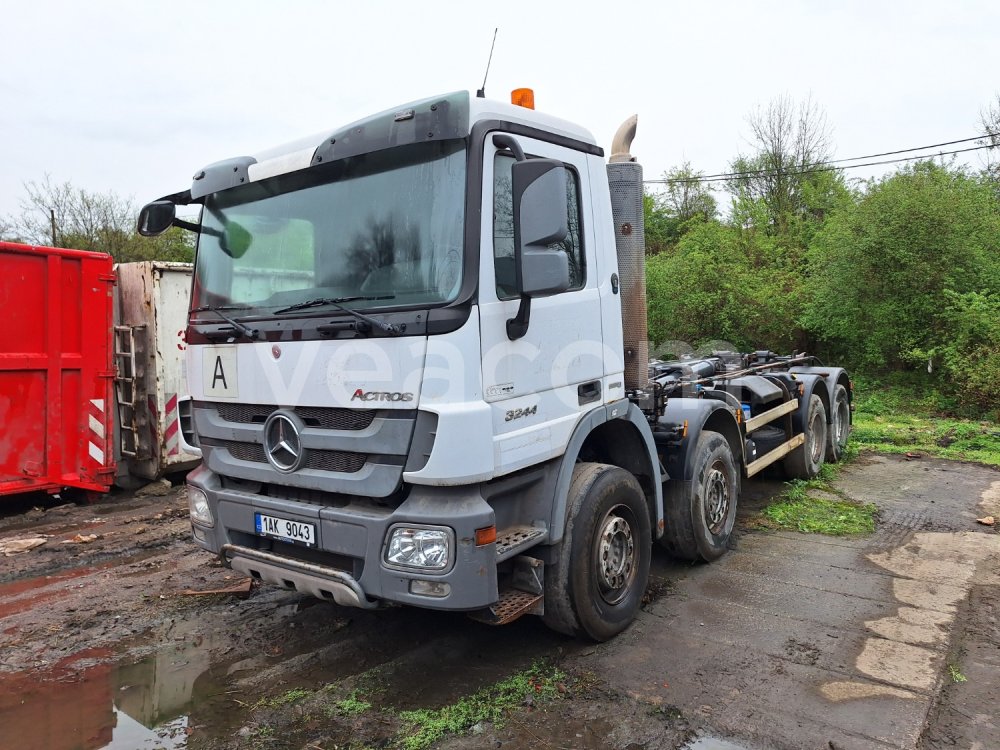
[512,159,570,297]
[506,158,570,340]
[137,200,176,236]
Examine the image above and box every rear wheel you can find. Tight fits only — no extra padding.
[660,430,739,562]
[542,463,651,642]
[826,384,851,462]
[784,394,827,479]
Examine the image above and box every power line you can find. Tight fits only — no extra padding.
[644,135,999,185]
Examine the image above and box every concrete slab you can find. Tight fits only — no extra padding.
[572,456,1000,750]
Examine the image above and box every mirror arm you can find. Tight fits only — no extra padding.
[500,132,529,339]
[506,296,531,340]
[174,218,200,233]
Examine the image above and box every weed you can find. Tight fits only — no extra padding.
[396,662,566,750]
[252,687,314,710]
[948,664,968,683]
[334,690,372,716]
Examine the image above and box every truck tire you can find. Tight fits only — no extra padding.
[784,394,827,479]
[542,463,651,642]
[826,384,851,463]
[660,431,739,562]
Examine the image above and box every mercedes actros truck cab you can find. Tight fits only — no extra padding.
[139,89,851,641]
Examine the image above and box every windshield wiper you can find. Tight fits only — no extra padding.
[274,296,401,335]
[190,305,259,341]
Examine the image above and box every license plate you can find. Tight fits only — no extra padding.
[255,513,316,547]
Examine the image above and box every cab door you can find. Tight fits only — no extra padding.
[478,133,605,475]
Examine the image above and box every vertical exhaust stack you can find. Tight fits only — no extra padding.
[607,115,650,392]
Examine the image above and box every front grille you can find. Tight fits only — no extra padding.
[215,403,276,424]
[227,442,267,463]
[211,439,366,474]
[297,406,376,431]
[304,450,366,473]
[214,403,376,431]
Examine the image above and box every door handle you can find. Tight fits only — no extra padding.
[578,380,601,405]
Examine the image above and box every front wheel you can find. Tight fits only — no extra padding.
[660,430,739,562]
[542,463,651,642]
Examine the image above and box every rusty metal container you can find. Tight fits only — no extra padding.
[0,242,116,497]
[114,262,200,486]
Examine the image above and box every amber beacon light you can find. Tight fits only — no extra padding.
[511,88,535,109]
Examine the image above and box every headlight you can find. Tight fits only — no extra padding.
[187,486,214,527]
[384,526,452,571]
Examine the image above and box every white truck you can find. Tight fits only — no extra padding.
[113,261,201,488]
[139,90,852,640]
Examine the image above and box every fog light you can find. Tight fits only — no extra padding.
[384,526,452,571]
[192,526,207,544]
[187,485,214,527]
[410,580,451,598]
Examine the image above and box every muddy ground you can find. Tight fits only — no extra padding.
[1,454,998,750]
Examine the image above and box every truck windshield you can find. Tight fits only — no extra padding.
[193,140,466,316]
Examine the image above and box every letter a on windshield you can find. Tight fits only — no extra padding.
[204,346,239,398]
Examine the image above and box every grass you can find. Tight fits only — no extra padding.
[948,664,968,683]
[396,662,566,750]
[760,446,877,536]
[763,479,877,536]
[251,687,314,710]
[851,379,1000,466]
[333,690,372,716]
[241,665,567,749]
[760,378,999,536]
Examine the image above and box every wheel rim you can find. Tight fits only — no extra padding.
[809,409,825,464]
[835,397,850,447]
[594,504,637,605]
[705,461,730,535]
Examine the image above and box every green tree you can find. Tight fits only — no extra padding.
[644,163,717,255]
[0,176,194,262]
[643,191,674,255]
[660,162,717,225]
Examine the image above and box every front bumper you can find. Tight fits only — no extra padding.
[187,465,499,610]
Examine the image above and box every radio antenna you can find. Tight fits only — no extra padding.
[476,28,498,99]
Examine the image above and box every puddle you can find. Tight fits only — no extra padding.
[0,549,167,598]
[0,621,237,750]
[0,596,358,750]
[0,564,105,599]
[0,587,70,619]
[683,736,752,750]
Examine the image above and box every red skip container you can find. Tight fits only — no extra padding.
[0,242,116,497]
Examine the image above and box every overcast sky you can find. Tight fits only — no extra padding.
[1,0,998,222]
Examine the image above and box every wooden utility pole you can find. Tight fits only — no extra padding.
[49,209,56,246]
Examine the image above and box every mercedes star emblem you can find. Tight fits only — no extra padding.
[263,411,304,472]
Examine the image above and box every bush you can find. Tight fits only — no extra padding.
[803,162,1000,373]
[646,221,802,352]
[931,290,1000,419]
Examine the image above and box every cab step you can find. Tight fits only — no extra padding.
[495,525,547,561]
[468,554,545,626]
[468,589,543,626]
